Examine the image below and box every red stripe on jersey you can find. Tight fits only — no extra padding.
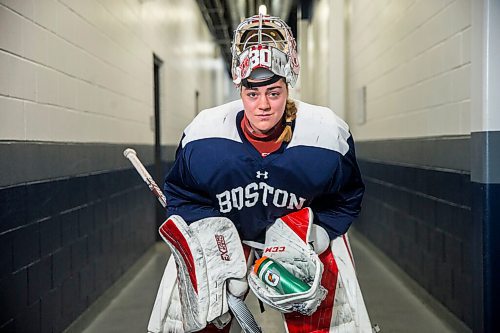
[284,248,339,333]
[280,208,310,243]
[159,219,198,293]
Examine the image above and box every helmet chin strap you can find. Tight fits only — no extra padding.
[241,75,282,88]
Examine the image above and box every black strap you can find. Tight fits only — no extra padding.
[242,75,282,88]
[259,299,266,313]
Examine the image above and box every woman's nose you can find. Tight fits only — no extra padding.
[258,95,270,110]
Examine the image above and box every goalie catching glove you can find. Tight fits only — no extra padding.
[159,215,247,332]
[248,208,328,316]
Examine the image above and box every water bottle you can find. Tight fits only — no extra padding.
[253,256,310,294]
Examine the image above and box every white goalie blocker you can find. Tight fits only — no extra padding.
[148,215,247,333]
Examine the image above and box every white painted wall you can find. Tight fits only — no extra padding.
[471,0,500,133]
[296,0,347,120]
[0,0,232,145]
[345,0,471,140]
[299,0,471,140]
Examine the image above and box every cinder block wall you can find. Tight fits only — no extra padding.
[0,0,230,331]
[348,0,473,328]
[0,151,157,332]
[347,0,471,140]
[299,0,473,328]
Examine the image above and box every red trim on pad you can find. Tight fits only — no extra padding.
[159,219,198,293]
[280,208,310,243]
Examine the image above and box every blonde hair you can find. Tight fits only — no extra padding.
[276,99,297,143]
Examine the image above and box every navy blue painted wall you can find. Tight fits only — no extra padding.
[355,159,473,328]
[472,182,500,332]
[0,168,157,332]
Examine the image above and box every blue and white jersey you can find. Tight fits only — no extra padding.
[164,99,364,242]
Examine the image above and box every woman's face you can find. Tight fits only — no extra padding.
[241,79,288,134]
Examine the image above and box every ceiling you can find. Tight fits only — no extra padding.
[195,0,298,74]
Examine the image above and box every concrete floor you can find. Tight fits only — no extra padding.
[67,230,471,333]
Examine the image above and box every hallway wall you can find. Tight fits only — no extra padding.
[347,0,470,139]
[298,0,473,329]
[0,0,230,331]
[348,0,472,327]
[347,0,473,329]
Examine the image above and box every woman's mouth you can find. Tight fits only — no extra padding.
[257,114,272,119]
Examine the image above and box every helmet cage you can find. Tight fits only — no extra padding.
[231,14,299,87]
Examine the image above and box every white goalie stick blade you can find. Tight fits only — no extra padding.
[227,293,262,333]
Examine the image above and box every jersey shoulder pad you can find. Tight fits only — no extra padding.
[288,100,351,155]
[182,99,244,148]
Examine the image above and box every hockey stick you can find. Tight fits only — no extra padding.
[123,148,166,208]
[123,148,262,333]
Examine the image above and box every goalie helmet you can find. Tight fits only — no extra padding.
[231,14,300,87]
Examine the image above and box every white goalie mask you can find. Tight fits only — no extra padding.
[231,14,300,87]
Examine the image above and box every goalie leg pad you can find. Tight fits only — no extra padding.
[148,257,181,333]
[283,234,372,333]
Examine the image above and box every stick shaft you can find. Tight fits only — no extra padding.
[123,148,167,207]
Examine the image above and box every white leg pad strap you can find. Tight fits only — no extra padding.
[163,285,184,332]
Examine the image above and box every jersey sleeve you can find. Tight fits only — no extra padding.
[163,140,220,223]
[310,134,365,239]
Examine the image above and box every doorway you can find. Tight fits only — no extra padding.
[153,54,164,239]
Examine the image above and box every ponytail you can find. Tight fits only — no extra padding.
[276,99,297,143]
